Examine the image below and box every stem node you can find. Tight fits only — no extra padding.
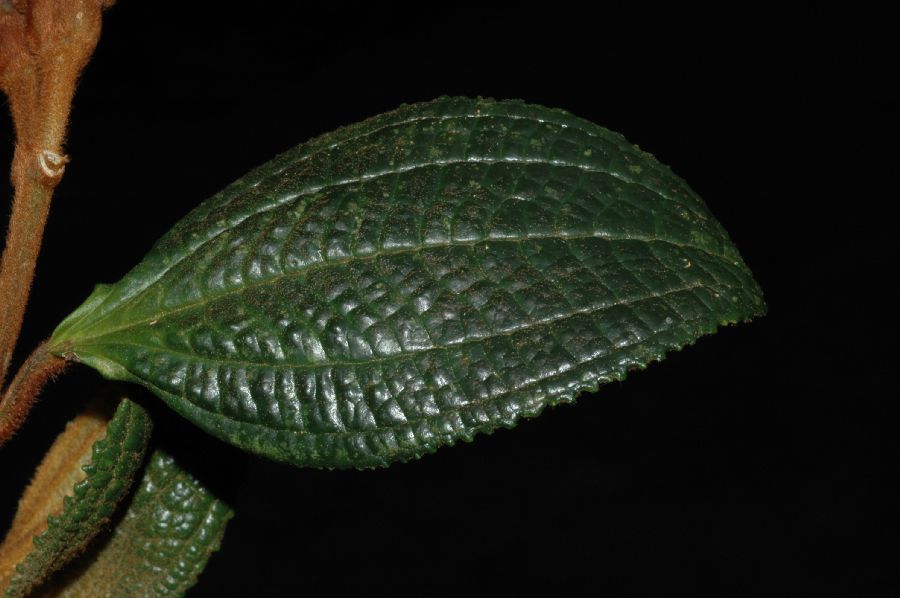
[37,149,69,178]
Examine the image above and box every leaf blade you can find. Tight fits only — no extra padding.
[46,449,233,597]
[0,398,152,598]
[51,97,765,468]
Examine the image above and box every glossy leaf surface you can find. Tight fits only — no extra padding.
[51,97,766,468]
[0,398,152,598]
[46,449,233,597]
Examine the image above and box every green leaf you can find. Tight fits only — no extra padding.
[50,96,765,469]
[0,398,152,598]
[45,449,233,597]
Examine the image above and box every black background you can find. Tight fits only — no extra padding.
[1,3,895,596]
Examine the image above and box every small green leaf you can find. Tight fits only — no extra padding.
[0,398,152,598]
[50,97,765,468]
[46,450,233,597]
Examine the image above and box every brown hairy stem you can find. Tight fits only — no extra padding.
[0,340,68,449]
[0,151,57,390]
[0,0,114,390]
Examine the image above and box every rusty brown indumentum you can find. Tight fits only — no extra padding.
[0,340,68,449]
[0,1,113,423]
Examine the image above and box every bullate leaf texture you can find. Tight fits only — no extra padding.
[0,399,152,598]
[50,97,766,469]
[45,450,233,597]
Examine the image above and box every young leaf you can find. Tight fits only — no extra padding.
[0,398,152,598]
[50,97,765,468]
[45,449,233,598]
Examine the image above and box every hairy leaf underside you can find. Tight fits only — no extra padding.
[1,399,230,597]
[51,97,765,468]
[0,399,151,598]
[47,450,232,597]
